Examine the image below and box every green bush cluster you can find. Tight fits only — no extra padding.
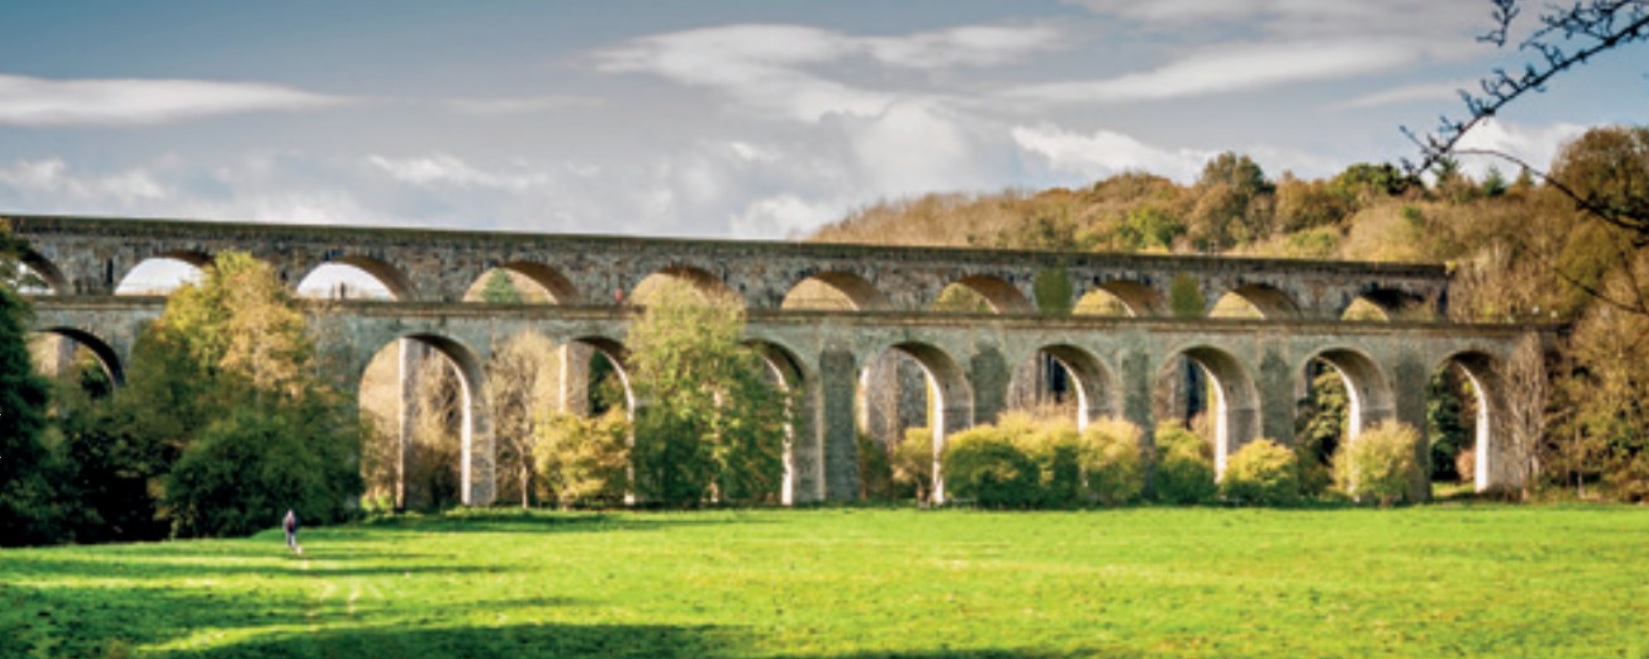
[1152,422,1218,504]
[1335,421,1424,506]
[1220,439,1300,506]
[939,413,1148,508]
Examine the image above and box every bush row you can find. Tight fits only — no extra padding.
[925,414,1425,508]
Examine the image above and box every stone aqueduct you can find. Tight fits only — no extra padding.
[11,215,1540,505]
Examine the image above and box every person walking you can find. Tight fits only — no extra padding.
[283,509,301,554]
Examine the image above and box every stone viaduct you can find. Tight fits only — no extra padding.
[10,214,1540,505]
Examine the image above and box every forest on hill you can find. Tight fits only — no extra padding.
[809,125,1649,501]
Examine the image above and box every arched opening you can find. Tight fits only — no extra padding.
[462,262,581,304]
[1209,283,1301,319]
[781,272,892,311]
[114,253,209,296]
[630,265,738,306]
[1073,281,1161,317]
[1341,289,1431,322]
[1429,351,1499,494]
[1294,349,1397,495]
[1152,346,1261,477]
[1006,345,1119,429]
[297,258,404,301]
[29,328,122,393]
[16,251,66,294]
[748,339,811,505]
[357,334,486,511]
[854,342,973,503]
[929,275,1035,314]
[485,330,563,508]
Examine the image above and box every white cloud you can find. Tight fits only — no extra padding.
[1011,124,1212,182]
[590,23,1063,122]
[1334,80,1470,110]
[1064,0,1483,40]
[1452,119,1588,177]
[0,73,345,126]
[1007,39,1419,104]
[0,159,168,202]
[366,154,553,192]
[444,95,603,116]
[729,194,841,239]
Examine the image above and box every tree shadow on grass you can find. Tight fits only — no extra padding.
[163,622,1105,659]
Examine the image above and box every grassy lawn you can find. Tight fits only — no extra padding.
[2,506,1647,658]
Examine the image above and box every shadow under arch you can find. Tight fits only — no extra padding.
[781,271,893,311]
[857,340,974,503]
[34,326,125,386]
[18,249,69,294]
[631,264,740,307]
[1210,283,1302,319]
[1154,345,1262,477]
[1007,344,1121,429]
[1307,347,1397,438]
[378,332,490,506]
[566,334,636,415]
[950,275,1036,314]
[1341,287,1433,322]
[745,338,813,505]
[468,261,583,304]
[1075,280,1164,317]
[305,255,417,301]
[1436,349,1503,493]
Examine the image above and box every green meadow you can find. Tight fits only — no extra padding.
[2,506,1646,658]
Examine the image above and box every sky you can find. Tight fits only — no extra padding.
[1,0,1645,241]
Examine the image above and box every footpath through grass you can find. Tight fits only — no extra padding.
[2,506,1647,658]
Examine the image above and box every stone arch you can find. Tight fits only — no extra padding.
[781,271,893,311]
[372,332,491,506]
[1210,283,1301,319]
[18,249,68,294]
[1341,287,1431,322]
[1436,349,1503,492]
[466,261,583,304]
[304,255,416,301]
[114,251,211,296]
[1006,344,1120,429]
[631,264,739,306]
[937,275,1035,314]
[746,339,815,505]
[1074,280,1163,317]
[33,327,125,386]
[858,340,974,503]
[564,334,636,416]
[1304,347,1397,438]
[1155,345,1262,477]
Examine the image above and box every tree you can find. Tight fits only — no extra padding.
[627,280,787,505]
[132,251,362,537]
[488,331,559,508]
[0,235,64,545]
[1186,152,1276,251]
[479,268,523,304]
[1409,1,1648,231]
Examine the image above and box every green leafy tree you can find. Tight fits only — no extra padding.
[941,424,1040,509]
[1079,418,1146,505]
[1295,366,1348,496]
[627,280,787,505]
[892,428,934,503]
[479,268,523,304]
[132,251,363,536]
[1334,421,1424,507]
[535,409,631,507]
[0,251,65,545]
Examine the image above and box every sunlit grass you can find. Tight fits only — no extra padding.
[2,506,1647,657]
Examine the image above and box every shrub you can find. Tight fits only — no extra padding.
[891,428,935,503]
[1334,421,1423,506]
[856,432,896,499]
[1221,439,1300,506]
[1153,422,1216,504]
[1080,418,1146,505]
[536,409,631,508]
[1001,413,1082,507]
[942,425,1040,508]
[166,403,362,538]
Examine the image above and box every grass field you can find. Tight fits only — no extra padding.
[2,506,1647,658]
